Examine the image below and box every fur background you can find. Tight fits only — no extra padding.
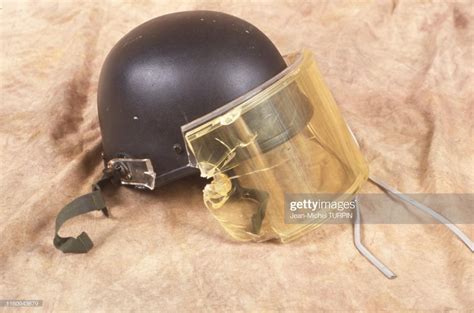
[1,0,472,311]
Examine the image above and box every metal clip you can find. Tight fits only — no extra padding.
[107,158,156,190]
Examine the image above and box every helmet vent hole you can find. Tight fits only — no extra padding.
[173,144,183,154]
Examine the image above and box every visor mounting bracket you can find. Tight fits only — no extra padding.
[107,158,156,190]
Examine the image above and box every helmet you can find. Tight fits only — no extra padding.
[55,9,367,246]
[54,10,473,279]
[97,10,287,187]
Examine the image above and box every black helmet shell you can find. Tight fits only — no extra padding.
[97,10,286,187]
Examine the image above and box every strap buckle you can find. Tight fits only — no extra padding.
[107,158,156,190]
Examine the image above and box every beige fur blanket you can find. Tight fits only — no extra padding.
[1,1,472,311]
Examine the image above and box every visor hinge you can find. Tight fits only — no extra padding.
[107,158,156,190]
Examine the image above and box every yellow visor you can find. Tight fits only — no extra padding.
[182,50,368,242]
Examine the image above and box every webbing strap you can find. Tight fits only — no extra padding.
[54,169,117,253]
[231,179,268,235]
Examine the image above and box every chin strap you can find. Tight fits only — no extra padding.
[53,168,120,253]
[353,196,397,279]
[369,176,474,252]
[54,158,156,254]
[353,175,474,279]
[230,179,269,235]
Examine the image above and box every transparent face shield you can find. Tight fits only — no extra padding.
[182,50,369,242]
